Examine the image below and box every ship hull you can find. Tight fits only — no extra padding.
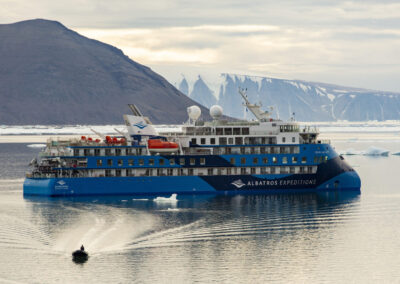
[23,171,360,197]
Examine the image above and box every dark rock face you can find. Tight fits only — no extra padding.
[0,19,209,125]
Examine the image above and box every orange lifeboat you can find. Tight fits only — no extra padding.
[148,139,179,152]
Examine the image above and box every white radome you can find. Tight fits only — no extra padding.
[187,105,201,121]
[210,105,223,119]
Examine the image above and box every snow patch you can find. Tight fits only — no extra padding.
[27,144,46,148]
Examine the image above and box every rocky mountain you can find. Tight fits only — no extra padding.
[178,74,400,121]
[0,19,210,125]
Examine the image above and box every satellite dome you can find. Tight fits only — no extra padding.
[187,105,201,121]
[210,105,223,119]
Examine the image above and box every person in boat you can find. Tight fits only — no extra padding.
[80,245,85,251]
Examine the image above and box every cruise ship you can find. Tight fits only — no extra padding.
[23,90,361,196]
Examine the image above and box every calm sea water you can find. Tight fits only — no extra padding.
[0,136,400,283]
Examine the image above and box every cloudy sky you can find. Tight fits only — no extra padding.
[2,0,400,91]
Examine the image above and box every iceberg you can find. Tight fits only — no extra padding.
[363,146,389,156]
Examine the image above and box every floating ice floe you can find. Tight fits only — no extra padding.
[392,152,400,156]
[153,194,178,202]
[340,148,361,155]
[363,146,389,156]
[27,144,46,148]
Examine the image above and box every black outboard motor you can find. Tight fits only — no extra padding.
[72,245,88,263]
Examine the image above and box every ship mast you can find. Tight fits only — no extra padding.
[238,88,271,122]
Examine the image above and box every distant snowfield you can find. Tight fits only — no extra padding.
[1,121,399,135]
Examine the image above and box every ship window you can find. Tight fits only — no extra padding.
[201,138,206,145]
[105,169,112,177]
[219,137,227,145]
[250,168,256,174]
[210,138,216,145]
[301,157,307,164]
[280,147,285,154]
[253,157,258,164]
[270,167,275,174]
[292,157,298,164]
[314,156,318,163]
[107,159,113,166]
[308,166,313,173]
[169,159,175,165]
[94,149,100,156]
[74,149,80,156]
[233,128,240,135]
[149,159,154,166]
[105,148,112,156]
[200,158,206,165]
[282,157,288,164]
[97,159,103,166]
[242,128,249,135]
[118,159,123,166]
[228,138,234,144]
[280,167,288,174]
[292,137,296,143]
[167,169,173,176]
[188,169,194,175]
[241,157,246,164]
[216,128,223,135]
[235,137,243,145]
[290,167,295,174]
[241,168,247,174]
[115,149,121,156]
[190,158,196,165]
[128,159,134,166]
[116,169,121,177]
[263,157,268,164]
[299,166,305,173]
[272,157,277,164]
[139,159,144,166]
[230,158,235,165]
[282,137,286,143]
[208,168,214,175]
[191,138,197,145]
[224,128,232,135]
[159,159,165,166]
[180,158,185,165]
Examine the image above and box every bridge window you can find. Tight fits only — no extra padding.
[235,137,243,145]
[242,128,249,135]
[201,138,206,145]
[233,128,240,135]
[191,138,197,145]
[224,128,232,135]
[210,138,216,145]
[216,128,223,135]
[228,138,234,144]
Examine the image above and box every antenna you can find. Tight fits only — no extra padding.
[238,87,271,122]
[128,104,143,117]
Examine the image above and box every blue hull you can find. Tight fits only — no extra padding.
[23,171,361,197]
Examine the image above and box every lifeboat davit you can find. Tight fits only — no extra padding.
[148,139,179,153]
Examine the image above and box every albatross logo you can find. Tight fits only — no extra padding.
[133,121,147,129]
[231,179,246,188]
[57,180,66,186]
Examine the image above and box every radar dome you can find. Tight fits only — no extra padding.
[210,105,223,119]
[187,105,201,121]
